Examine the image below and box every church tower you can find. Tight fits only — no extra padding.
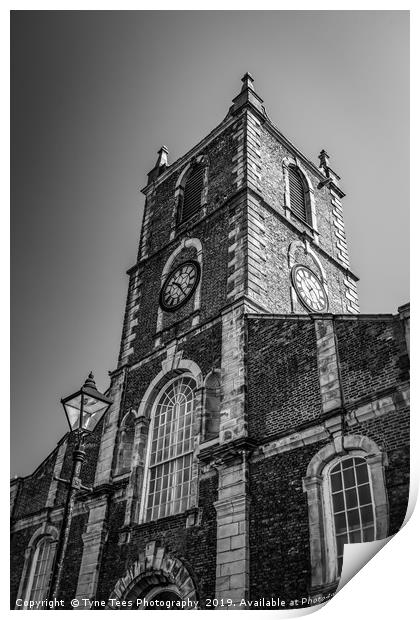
[11,75,409,611]
[120,72,358,371]
[89,73,361,603]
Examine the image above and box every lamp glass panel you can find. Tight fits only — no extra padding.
[63,395,83,431]
[81,396,110,432]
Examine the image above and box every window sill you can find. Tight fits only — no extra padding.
[135,506,201,529]
[198,437,220,451]
[112,472,131,482]
[289,209,318,237]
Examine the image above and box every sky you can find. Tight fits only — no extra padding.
[11,11,409,477]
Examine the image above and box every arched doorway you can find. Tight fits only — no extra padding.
[107,543,198,610]
[124,579,184,610]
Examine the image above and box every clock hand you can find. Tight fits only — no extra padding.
[172,282,185,294]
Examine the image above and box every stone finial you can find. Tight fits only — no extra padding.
[147,146,169,184]
[317,149,344,194]
[318,149,330,170]
[83,371,97,390]
[241,72,255,92]
[155,145,169,169]
[228,72,265,118]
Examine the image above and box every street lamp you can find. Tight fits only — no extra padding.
[61,371,113,434]
[49,372,112,601]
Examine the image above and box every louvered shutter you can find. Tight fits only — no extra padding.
[182,164,204,222]
[289,166,307,222]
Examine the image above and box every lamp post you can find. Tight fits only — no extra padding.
[49,372,112,601]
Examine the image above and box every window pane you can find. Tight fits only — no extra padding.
[363,526,375,542]
[349,529,361,543]
[345,488,358,509]
[331,472,342,492]
[334,512,347,534]
[332,492,345,512]
[358,484,372,506]
[360,505,374,525]
[336,534,348,559]
[347,508,360,529]
[356,463,369,484]
[342,467,356,488]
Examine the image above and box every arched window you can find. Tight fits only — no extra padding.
[180,163,205,223]
[288,165,311,224]
[115,411,135,475]
[327,456,376,574]
[303,436,388,587]
[143,375,196,521]
[24,537,56,602]
[203,371,221,441]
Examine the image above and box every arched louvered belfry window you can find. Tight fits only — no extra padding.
[180,162,205,223]
[289,165,311,225]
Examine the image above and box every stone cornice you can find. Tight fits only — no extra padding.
[126,186,249,276]
[11,506,64,533]
[250,383,408,463]
[127,184,359,287]
[198,437,258,465]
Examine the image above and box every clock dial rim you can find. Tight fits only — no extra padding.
[291,264,329,313]
[159,260,201,312]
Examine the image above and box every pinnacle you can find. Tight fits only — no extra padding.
[241,72,255,92]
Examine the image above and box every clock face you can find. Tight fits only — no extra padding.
[291,264,328,312]
[159,261,201,312]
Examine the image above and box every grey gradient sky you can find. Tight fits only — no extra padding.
[11,11,409,477]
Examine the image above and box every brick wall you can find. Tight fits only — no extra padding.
[13,451,58,519]
[246,311,409,607]
[127,206,230,362]
[247,317,322,440]
[249,447,314,606]
[336,317,406,404]
[59,514,88,607]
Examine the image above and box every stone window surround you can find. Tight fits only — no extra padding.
[15,523,59,608]
[282,156,319,239]
[203,368,222,441]
[115,410,136,476]
[155,237,203,347]
[303,434,388,589]
[124,357,206,527]
[138,373,196,523]
[172,155,209,234]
